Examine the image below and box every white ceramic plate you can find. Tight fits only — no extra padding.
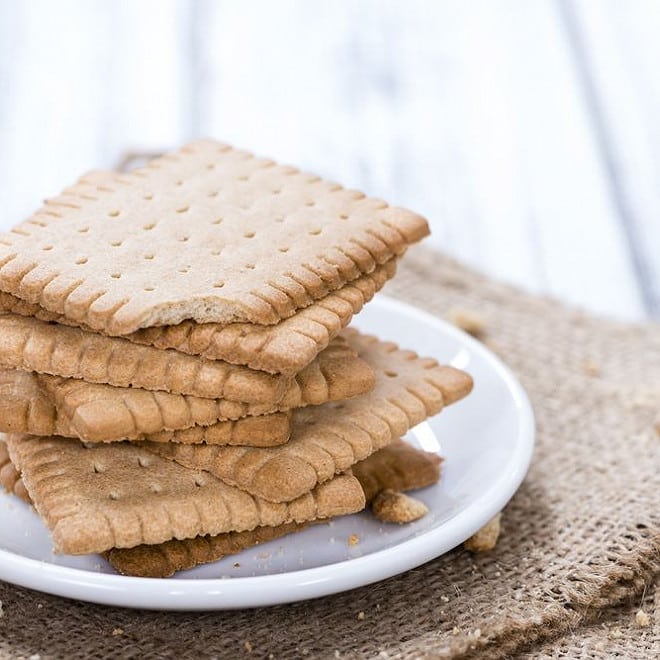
[0,296,534,610]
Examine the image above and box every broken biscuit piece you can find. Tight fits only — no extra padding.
[447,308,486,339]
[464,513,502,552]
[371,489,429,523]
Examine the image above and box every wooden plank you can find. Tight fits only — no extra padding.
[0,0,108,230]
[93,0,192,153]
[0,0,187,232]
[196,0,645,319]
[482,0,646,320]
[564,0,660,317]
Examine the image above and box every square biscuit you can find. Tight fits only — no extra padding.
[0,141,428,334]
[5,433,366,555]
[1,437,443,576]
[0,312,300,401]
[0,259,397,376]
[0,333,374,442]
[142,330,472,502]
[0,368,293,446]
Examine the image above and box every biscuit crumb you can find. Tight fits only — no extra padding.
[583,359,600,377]
[348,533,359,546]
[447,308,486,338]
[244,640,253,652]
[37,603,43,609]
[112,628,124,636]
[440,595,449,603]
[608,627,623,639]
[372,490,429,523]
[464,513,502,552]
[357,611,365,621]
[452,626,460,635]
[635,609,651,627]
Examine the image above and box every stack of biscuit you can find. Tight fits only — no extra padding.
[0,140,472,577]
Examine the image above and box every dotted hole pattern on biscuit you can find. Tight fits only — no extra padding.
[0,141,425,335]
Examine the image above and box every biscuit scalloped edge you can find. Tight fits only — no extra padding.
[0,141,429,334]
[142,331,473,503]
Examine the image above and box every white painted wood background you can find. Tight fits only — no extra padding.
[0,0,658,321]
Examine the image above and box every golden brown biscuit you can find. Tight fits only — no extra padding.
[0,334,374,442]
[1,437,446,577]
[0,140,428,334]
[0,260,397,376]
[142,331,470,502]
[5,433,366,555]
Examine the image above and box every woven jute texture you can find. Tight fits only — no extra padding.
[0,245,658,659]
[519,575,658,658]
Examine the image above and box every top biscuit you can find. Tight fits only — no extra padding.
[0,141,428,335]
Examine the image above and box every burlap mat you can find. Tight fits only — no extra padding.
[520,574,658,658]
[0,245,658,659]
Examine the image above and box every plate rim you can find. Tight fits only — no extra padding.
[0,295,535,610]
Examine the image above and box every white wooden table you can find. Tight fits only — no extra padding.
[1,0,657,321]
